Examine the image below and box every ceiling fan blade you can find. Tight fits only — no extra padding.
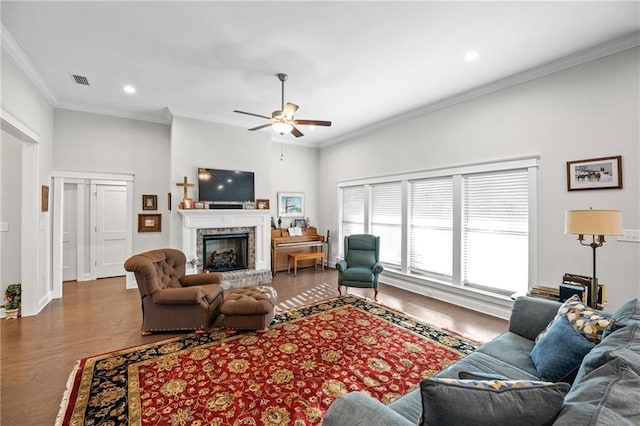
[293,119,332,127]
[233,110,271,120]
[291,126,304,137]
[248,123,273,131]
[282,103,299,119]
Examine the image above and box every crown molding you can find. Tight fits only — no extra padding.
[56,102,171,125]
[318,31,640,149]
[1,24,60,106]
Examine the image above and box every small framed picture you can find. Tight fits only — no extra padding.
[41,185,49,212]
[182,198,194,209]
[142,194,157,210]
[567,155,622,191]
[138,214,162,232]
[278,192,304,217]
[244,201,256,209]
[194,201,206,209]
[294,218,306,228]
[256,199,270,210]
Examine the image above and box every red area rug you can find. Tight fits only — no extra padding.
[57,295,477,425]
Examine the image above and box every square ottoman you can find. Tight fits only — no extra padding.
[221,286,278,331]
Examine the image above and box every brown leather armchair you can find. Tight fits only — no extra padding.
[124,248,224,335]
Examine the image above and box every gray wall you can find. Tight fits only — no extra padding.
[317,47,640,313]
[53,109,172,254]
[0,133,22,289]
[1,47,55,316]
[168,116,320,249]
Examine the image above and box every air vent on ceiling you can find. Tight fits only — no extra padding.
[71,74,90,86]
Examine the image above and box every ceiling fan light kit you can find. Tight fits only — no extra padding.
[272,121,293,135]
[234,73,332,138]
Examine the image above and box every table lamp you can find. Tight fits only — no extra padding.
[565,209,622,308]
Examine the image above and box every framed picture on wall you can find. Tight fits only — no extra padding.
[41,185,49,212]
[278,192,304,217]
[142,194,157,210]
[256,199,270,210]
[138,213,162,232]
[567,155,622,191]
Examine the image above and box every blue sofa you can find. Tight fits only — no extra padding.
[323,296,640,425]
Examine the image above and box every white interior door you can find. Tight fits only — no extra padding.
[62,183,77,281]
[95,184,127,278]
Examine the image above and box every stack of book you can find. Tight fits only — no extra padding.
[560,273,606,308]
[528,286,560,301]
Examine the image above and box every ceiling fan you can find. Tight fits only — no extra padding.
[234,73,332,138]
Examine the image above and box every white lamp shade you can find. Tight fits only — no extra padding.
[565,209,623,236]
[272,122,293,134]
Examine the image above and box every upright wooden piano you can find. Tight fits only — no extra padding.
[271,227,325,274]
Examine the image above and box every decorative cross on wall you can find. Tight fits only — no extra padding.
[176,176,194,200]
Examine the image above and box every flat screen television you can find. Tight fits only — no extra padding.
[198,168,255,206]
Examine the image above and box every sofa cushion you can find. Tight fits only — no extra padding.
[436,350,540,381]
[476,332,539,377]
[536,295,611,345]
[554,357,640,426]
[388,387,422,423]
[531,315,595,382]
[419,378,569,426]
[603,298,640,338]
[575,323,640,383]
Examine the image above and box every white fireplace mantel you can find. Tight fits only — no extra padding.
[178,209,272,272]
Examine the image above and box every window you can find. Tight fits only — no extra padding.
[370,182,402,266]
[409,178,453,278]
[340,185,365,240]
[463,170,529,295]
[337,157,536,298]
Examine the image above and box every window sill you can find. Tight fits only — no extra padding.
[380,269,514,320]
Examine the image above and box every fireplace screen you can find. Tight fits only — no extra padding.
[202,233,248,272]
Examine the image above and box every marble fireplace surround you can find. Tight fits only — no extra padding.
[178,209,272,286]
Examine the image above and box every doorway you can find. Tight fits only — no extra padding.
[53,172,134,298]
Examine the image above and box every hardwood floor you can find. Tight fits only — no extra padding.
[0,268,507,425]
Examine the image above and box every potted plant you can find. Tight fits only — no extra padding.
[4,283,21,319]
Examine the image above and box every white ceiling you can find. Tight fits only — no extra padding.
[2,1,639,147]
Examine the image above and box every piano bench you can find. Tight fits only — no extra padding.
[287,252,325,276]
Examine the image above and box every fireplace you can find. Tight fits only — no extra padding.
[178,209,273,287]
[202,233,248,272]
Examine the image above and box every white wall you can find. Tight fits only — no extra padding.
[169,116,272,249]
[270,141,319,230]
[53,109,172,254]
[318,47,640,314]
[1,47,55,316]
[0,132,22,290]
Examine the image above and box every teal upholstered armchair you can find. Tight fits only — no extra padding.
[336,234,384,301]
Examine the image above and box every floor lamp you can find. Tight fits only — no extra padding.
[565,209,623,309]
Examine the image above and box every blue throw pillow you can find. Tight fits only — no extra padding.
[531,315,595,382]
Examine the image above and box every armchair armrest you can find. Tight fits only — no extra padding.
[152,287,205,305]
[180,272,223,287]
[323,392,414,426]
[509,296,561,340]
[336,259,347,272]
[373,262,384,274]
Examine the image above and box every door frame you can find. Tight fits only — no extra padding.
[52,171,134,299]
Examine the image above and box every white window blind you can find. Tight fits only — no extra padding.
[340,185,365,240]
[370,182,402,266]
[463,170,529,294]
[409,178,453,277]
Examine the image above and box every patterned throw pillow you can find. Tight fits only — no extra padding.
[419,378,570,426]
[536,295,612,344]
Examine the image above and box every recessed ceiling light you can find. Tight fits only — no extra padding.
[464,50,479,62]
[123,85,136,94]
